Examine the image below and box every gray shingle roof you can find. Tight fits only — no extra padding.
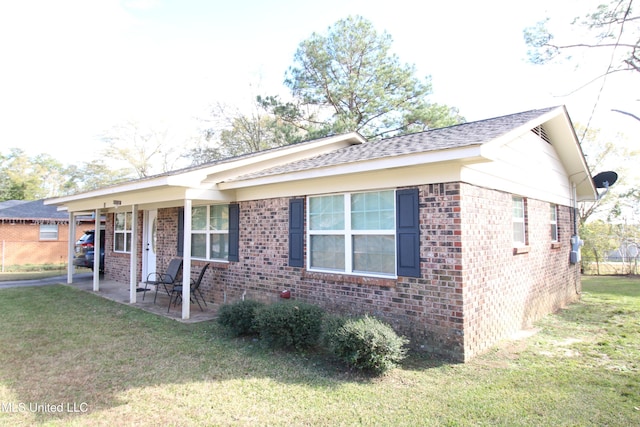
[0,200,29,210]
[0,199,68,220]
[229,106,560,182]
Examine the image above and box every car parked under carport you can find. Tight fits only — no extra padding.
[73,230,105,272]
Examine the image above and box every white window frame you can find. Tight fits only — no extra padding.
[550,204,558,242]
[114,212,133,253]
[512,196,526,246]
[39,223,58,240]
[191,204,229,261]
[307,190,396,278]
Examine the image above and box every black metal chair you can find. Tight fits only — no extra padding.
[141,258,183,303]
[168,263,210,312]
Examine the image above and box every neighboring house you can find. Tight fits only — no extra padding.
[46,106,598,361]
[0,199,89,269]
[607,243,639,263]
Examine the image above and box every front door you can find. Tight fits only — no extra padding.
[142,209,158,280]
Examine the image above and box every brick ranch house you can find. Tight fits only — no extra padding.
[0,199,91,270]
[47,106,598,361]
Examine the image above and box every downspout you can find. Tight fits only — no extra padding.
[572,183,578,236]
[570,183,583,294]
[570,183,584,265]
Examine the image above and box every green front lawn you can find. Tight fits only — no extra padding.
[0,276,638,426]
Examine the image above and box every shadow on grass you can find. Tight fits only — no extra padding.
[0,285,450,424]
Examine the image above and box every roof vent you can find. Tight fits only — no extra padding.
[531,125,551,144]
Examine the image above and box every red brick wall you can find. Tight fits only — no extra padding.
[205,184,468,360]
[106,181,578,362]
[0,221,86,267]
[460,184,579,360]
[104,213,144,283]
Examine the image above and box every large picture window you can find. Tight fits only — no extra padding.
[192,204,229,261]
[308,190,396,276]
[114,212,133,253]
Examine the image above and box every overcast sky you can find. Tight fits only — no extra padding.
[0,0,637,166]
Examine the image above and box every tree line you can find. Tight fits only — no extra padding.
[2,3,638,230]
[1,15,463,199]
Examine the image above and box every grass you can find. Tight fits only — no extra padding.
[0,270,67,282]
[0,276,638,426]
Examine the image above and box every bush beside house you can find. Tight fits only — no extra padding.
[218,299,409,374]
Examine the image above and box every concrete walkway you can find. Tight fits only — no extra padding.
[0,272,93,288]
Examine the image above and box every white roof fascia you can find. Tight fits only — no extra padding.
[45,178,178,206]
[201,132,365,183]
[45,132,365,206]
[218,145,488,191]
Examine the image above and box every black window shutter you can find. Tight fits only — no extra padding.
[228,203,240,262]
[177,207,184,257]
[396,188,420,277]
[289,198,305,267]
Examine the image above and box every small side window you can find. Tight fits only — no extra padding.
[512,196,527,246]
[114,212,133,253]
[39,224,58,240]
[550,204,558,242]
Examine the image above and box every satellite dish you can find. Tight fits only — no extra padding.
[593,171,618,189]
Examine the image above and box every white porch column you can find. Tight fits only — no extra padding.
[182,199,192,320]
[129,205,138,303]
[93,210,101,292]
[67,212,76,284]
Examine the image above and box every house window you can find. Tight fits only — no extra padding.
[114,212,133,253]
[191,204,229,261]
[39,224,58,240]
[550,204,558,242]
[512,196,527,246]
[308,190,396,276]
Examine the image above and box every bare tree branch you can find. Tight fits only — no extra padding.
[612,108,640,122]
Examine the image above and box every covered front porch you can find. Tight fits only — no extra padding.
[44,133,368,321]
[67,273,219,323]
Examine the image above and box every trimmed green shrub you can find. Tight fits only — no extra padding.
[254,302,324,351]
[327,314,409,374]
[320,313,350,348]
[217,300,265,336]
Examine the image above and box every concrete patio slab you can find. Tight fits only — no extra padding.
[66,274,219,323]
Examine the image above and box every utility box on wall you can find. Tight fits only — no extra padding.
[570,235,584,265]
